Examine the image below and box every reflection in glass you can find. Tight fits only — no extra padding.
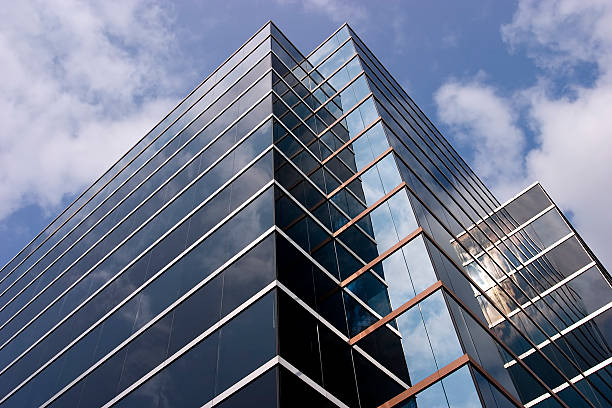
[385,236,437,309]
[393,290,463,385]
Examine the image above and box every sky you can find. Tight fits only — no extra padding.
[0,0,610,271]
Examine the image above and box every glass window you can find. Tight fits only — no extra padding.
[357,323,411,384]
[565,266,612,316]
[504,184,552,226]
[394,290,463,384]
[338,75,369,112]
[353,349,405,407]
[216,291,276,394]
[318,322,360,407]
[278,366,337,407]
[408,365,483,408]
[308,26,350,68]
[318,41,356,78]
[442,365,483,407]
[215,367,278,408]
[520,208,571,252]
[115,291,276,408]
[220,235,275,317]
[328,56,362,91]
[277,290,322,384]
[350,122,389,171]
[384,236,437,310]
[346,270,392,317]
[168,273,223,356]
[537,236,592,279]
[410,380,448,407]
[115,333,219,408]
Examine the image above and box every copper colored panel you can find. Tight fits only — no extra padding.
[326,146,394,199]
[318,92,373,137]
[349,280,443,345]
[333,182,406,238]
[340,227,423,287]
[378,354,470,408]
[321,116,382,165]
[469,357,524,407]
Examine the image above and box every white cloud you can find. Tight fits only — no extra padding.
[435,76,526,199]
[0,0,189,220]
[501,0,612,71]
[435,0,612,269]
[276,0,367,24]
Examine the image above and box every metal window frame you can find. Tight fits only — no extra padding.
[0,22,275,280]
[378,116,599,391]
[1,176,277,403]
[0,86,277,348]
[0,33,275,302]
[0,56,275,311]
[0,115,275,366]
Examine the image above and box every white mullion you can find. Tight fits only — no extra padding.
[489,261,597,328]
[0,60,274,313]
[0,25,273,279]
[0,90,275,345]
[1,181,274,402]
[0,144,275,375]
[505,301,612,368]
[0,35,274,292]
[524,356,612,408]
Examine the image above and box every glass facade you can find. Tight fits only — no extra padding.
[0,22,610,408]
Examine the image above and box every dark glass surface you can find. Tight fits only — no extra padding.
[113,333,219,408]
[278,365,337,408]
[103,291,275,408]
[0,25,273,299]
[504,184,551,226]
[216,367,278,408]
[0,95,274,374]
[2,187,274,406]
[356,322,411,384]
[318,322,360,407]
[0,55,273,330]
[216,291,277,394]
[278,287,361,407]
[353,348,405,408]
[278,290,323,384]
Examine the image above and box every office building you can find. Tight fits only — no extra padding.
[0,22,609,407]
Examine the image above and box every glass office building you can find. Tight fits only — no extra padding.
[0,22,609,408]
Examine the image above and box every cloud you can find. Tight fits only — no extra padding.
[435,0,612,269]
[435,76,526,199]
[501,0,612,71]
[275,0,367,24]
[0,0,190,220]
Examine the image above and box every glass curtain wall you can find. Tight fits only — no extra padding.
[1,21,610,408]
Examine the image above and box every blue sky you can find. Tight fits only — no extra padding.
[0,0,610,269]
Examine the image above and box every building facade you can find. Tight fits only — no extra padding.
[0,22,610,407]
